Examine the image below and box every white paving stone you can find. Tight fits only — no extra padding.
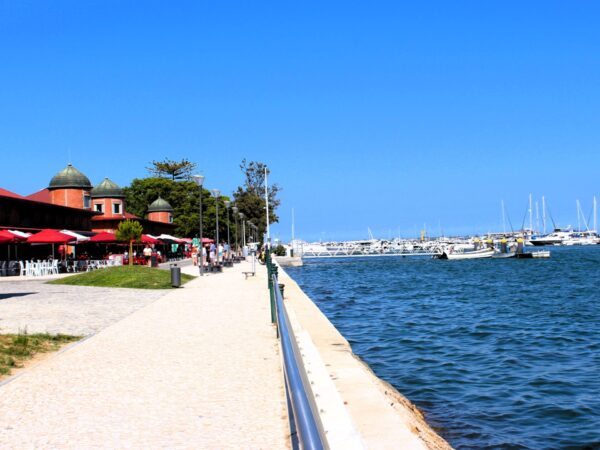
[0,260,289,449]
[0,281,165,335]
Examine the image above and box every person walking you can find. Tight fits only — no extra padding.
[224,242,230,261]
[209,242,216,266]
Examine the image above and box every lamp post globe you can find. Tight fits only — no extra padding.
[192,175,205,276]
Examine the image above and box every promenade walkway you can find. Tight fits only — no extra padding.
[0,260,289,449]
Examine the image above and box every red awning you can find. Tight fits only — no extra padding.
[27,229,77,244]
[202,237,214,244]
[90,232,118,243]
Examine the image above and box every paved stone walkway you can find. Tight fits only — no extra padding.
[0,260,289,449]
[0,281,165,335]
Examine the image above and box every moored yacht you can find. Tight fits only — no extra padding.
[529,229,572,246]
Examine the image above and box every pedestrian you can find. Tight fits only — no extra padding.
[209,242,216,265]
[143,245,152,266]
[224,242,230,261]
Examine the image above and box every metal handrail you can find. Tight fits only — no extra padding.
[272,272,327,450]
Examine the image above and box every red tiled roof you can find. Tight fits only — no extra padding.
[26,188,52,203]
[0,187,26,199]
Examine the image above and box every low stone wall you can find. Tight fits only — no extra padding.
[277,266,452,450]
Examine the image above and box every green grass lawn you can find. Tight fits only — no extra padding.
[0,333,81,378]
[49,265,195,289]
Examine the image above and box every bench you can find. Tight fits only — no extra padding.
[242,271,255,279]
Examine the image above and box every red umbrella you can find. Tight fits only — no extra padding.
[0,230,24,243]
[141,234,160,244]
[201,237,214,244]
[27,229,76,244]
[90,232,118,243]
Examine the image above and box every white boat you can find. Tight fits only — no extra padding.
[530,229,572,246]
[562,231,598,246]
[531,250,551,258]
[492,250,516,259]
[436,246,495,260]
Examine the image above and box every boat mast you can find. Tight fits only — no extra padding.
[535,201,540,234]
[578,199,590,232]
[577,200,581,232]
[291,207,295,242]
[594,196,598,233]
[542,196,547,234]
[501,200,506,234]
[529,193,533,234]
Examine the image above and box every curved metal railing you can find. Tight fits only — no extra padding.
[271,267,327,450]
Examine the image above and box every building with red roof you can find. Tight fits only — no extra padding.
[1,164,177,235]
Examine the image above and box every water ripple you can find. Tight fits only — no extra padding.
[286,247,600,449]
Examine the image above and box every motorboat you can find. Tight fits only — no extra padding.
[436,245,495,260]
[562,231,598,246]
[529,229,572,246]
[492,250,516,258]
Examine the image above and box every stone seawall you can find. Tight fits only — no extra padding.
[277,265,453,450]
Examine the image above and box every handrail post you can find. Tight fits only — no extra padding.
[268,273,276,325]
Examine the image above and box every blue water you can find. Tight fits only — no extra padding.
[285,247,600,449]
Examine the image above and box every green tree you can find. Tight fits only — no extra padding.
[123,177,232,239]
[116,220,143,266]
[273,244,286,256]
[233,159,281,243]
[147,158,197,180]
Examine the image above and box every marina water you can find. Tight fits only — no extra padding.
[285,246,600,449]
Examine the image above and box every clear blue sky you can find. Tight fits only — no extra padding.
[1,1,599,241]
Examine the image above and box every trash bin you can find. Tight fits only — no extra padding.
[151,254,158,267]
[171,264,181,288]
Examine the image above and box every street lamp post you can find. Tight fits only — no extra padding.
[224,200,231,260]
[192,174,205,276]
[232,206,239,255]
[239,212,246,248]
[212,189,220,262]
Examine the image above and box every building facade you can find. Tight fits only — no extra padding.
[0,164,177,236]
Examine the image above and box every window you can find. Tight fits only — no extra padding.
[169,214,173,223]
[95,203,103,213]
[83,195,91,209]
[113,203,121,214]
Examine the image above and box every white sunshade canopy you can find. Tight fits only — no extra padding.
[8,230,32,238]
[157,234,182,241]
[60,230,91,242]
